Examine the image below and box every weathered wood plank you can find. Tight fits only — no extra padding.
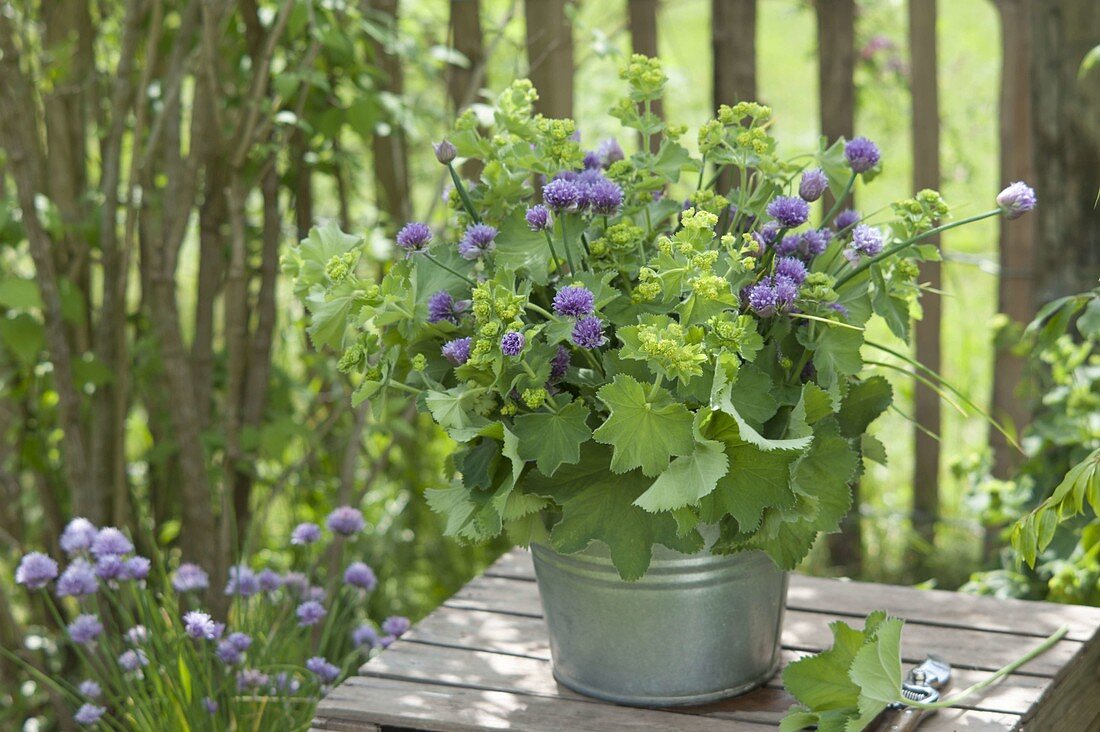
[402,607,1050,715]
[443,575,1083,677]
[1022,622,1100,731]
[318,675,774,731]
[485,549,1100,642]
[358,644,1019,730]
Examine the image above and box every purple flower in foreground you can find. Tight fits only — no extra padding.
[550,345,571,381]
[344,561,377,591]
[775,257,808,285]
[525,204,553,232]
[118,649,148,672]
[441,336,472,366]
[500,331,526,357]
[396,222,432,252]
[57,560,98,598]
[258,568,282,592]
[78,680,102,698]
[755,221,780,247]
[845,137,880,173]
[774,276,800,308]
[225,565,259,597]
[997,181,1037,219]
[543,177,581,212]
[799,229,831,257]
[290,522,321,546]
[183,611,218,640]
[74,704,106,726]
[767,196,810,229]
[834,208,861,231]
[306,656,341,684]
[296,600,327,627]
[326,506,365,536]
[428,290,467,325]
[458,223,498,260]
[382,616,411,637]
[845,224,885,263]
[91,528,133,559]
[585,178,624,215]
[553,286,595,317]
[16,552,58,590]
[433,139,457,165]
[571,317,607,349]
[799,168,829,202]
[228,632,252,652]
[124,557,151,581]
[774,234,800,258]
[60,518,98,556]
[68,615,104,646]
[216,640,243,665]
[746,281,780,317]
[94,556,126,582]
[583,150,601,169]
[353,624,381,649]
[172,563,209,593]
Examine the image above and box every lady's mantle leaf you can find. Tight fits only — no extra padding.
[592,374,694,476]
[782,620,865,711]
[847,617,905,727]
[512,399,593,476]
[633,439,729,512]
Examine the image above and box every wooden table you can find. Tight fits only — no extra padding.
[314,549,1100,731]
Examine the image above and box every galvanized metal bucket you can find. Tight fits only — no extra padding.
[531,540,788,707]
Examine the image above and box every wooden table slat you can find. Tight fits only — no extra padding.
[312,549,1100,732]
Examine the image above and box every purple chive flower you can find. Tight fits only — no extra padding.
[124,557,151,581]
[183,611,218,640]
[458,223,498,260]
[774,276,800,307]
[118,649,148,672]
[74,704,106,726]
[543,177,581,212]
[306,656,341,684]
[774,234,801,257]
[15,552,59,590]
[552,286,595,317]
[585,178,624,215]
[997,181,1037,219]
[427,290,463,324]
[344,561,377,591]
[500,331,526,356]
[290,522,322,546]
[845,137,880,173]
[571,317,606,349]
[281,571,309,597]
[766,196,810,229]
[525,204,553,232]
[834,208,861,231]
[353,624,381,649]
[433,139,457,164]
[203,698,219,714]
[272,672,302,695]
[597,138,625,167]
[90,528,133,559]
[775,257,808,285]
[308,586,327,603]
[327,506,365,536]
[747,281,781,317]
[296,600,327,627]
[237,669,270,692]
[583,150,601,169]
[57,560,98,598]
[829,302,850,317]
[94,556,126,582]
[756,221,780,247]
[258,568,282,592]
[68,615,104,645]
[216,640,243,665]
[125,625,148,645]
[849,224,885,260]
[799,168,829,202]
[550,345,571,381]
[228,632,252,652]
[441,336,472,366]
[78,680,102,698]
[799,229,831,257]
[60,518,98,555]
[172,563,209,593]
[225,565,259,597]
[382,616,411,637]
[396,222,432,252]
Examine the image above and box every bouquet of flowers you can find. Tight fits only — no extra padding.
[286,55,1035,580]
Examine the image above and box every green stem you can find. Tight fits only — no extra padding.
[386,380,421,396]
[559,215,578,275]
[526,302,556,320]
[834,209,1001,289]
[648,373,664,400]
[421,252,475,286]
[447,162,481,223]
[541,230,563,274]
[822,171,857,227]
[909,626,1069,710]
[696,152,707,191]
